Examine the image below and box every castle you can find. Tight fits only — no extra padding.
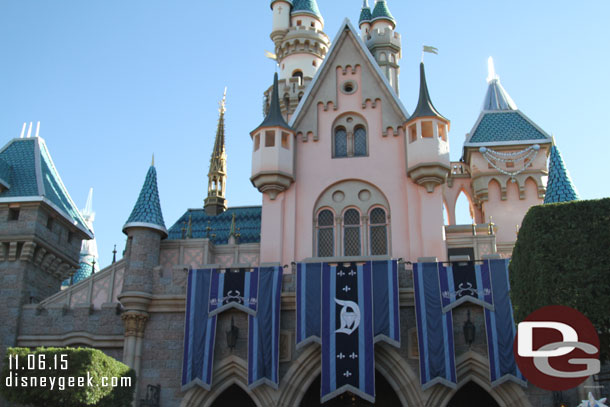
[0,0,584,406]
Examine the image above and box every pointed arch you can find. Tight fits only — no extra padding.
[180,356,274,407]
[425,351,532,407]
[454,189,474,225]
[277,343,425,406]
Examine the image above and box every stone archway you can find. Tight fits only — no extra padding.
[278,343,424,406]
[180,355,275,407]
[425,351,532,407]
[446,381,500,407]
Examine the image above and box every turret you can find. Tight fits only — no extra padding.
[358,0,372,39]
[251,73,295,200]
[204,90,228,216]
[121,160,167,295]
[0,125,92,376]
[405,63,450,192]
[268,0,330,118]
[462,57,552,253]
[366,0,401,94]
[270,0,292,43]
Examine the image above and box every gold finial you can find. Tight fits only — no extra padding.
[219,87,227,114]
[151,153,155,166]
[488,216,495,236]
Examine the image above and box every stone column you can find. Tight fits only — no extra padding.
[121,310,149,407]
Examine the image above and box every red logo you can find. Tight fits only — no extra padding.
[513,305,600,391]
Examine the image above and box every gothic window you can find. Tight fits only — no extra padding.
[317,209,335,257]
[332,114,368,158]
[354,126,367,156]
[369,207,388,255]
[334,127,348,158]
[343,208,361,256]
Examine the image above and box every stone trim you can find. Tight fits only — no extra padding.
[17,332,124,348]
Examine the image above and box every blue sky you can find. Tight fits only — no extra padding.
[1,1,608,267]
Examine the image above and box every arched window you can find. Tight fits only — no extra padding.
[292,70,303,85]
[369,207,388,255]
[343,209,361,256]
[317,209,334,257]
[334,127,348,158]
[354,126,367,156]
[332,114,368,158]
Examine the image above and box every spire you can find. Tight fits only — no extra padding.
[359,0,372,24]
[80,188,97,262]
[258,73,291,129]
[123,163,168,237]
[371,0,395,26]
[204,89,229,216]
[291,0,323,20]
[544,142,579,204]
[482,57,517,111]
[209,88,227,176]
[63,187,99,286]
[409,63,448,122]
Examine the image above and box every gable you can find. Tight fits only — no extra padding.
[290,19,408,140]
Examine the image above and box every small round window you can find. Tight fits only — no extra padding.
[341,81,357,95]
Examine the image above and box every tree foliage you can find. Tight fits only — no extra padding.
[510,198,610,361]
[0,347,135,407]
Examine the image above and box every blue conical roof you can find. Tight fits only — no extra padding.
[544,144,579,204]
[123,164,167,236]
[359,0,372,24]
[371,0,395,25]
[291,0,322,20]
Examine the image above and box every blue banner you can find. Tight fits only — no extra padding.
[296,260,400,404]
[209,267,259,316]
[321,262,375,403]
[438,261,493,312]
[413,262,457,389]
[296,262,321,348]
[248,266,283,389]
[182,269,217,390]
[182,266,282,391]
[372,260,400,345]
[483,259,526,386]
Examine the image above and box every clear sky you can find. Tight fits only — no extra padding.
[1,1,608,268]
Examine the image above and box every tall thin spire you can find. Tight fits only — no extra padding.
[204,89,229,216]
[482,57,517,111]
[409,63,448,122]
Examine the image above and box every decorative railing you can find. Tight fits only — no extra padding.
[39,260,125,310]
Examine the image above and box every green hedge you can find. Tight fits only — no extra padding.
[510,198,610,361]
[0,347,135,407]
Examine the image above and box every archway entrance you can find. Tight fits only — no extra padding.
[299,371,401,406]
[210,384,256,407]
[446,381,500,407]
